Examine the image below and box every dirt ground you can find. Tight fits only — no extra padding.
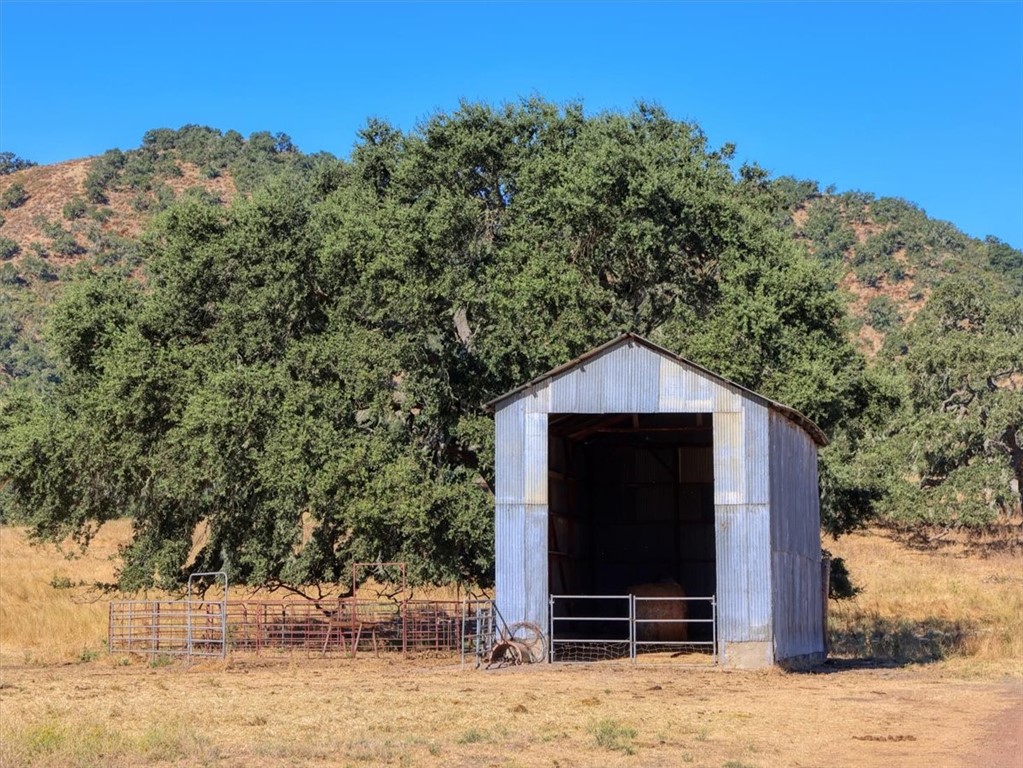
[1,655,1020,768]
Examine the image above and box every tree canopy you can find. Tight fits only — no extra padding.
[1,101,1018,590]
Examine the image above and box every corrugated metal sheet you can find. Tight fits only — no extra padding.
[495,503,525,626]
[494,396,525,504]
[602,342,660,412]
[769,410,824,660]
[549,370,577,412]
[495,503,549,630]
[486,333,827,448]
[523,413,548,504]
[715,504,773,643]
[713,412,745,505]
[745,403,770,505]
[657,357,715,412]
[492,335,824,664]
[547,342,673,414]
[523,380,550,414]
[523,504,549,629]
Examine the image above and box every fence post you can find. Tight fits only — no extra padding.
[548,595,554,663]
[629,595,636,663]
[712,596,718,665]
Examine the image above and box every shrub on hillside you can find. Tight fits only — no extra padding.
[0,236,20,260]
[0,152,36,175]
[0,262,25,285]
[1,183,28,210]
[866,296,901,332]
[62,197,88,220]
[84,149,126,204]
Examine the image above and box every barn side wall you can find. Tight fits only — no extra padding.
[768,410,825,663]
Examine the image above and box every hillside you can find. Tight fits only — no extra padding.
[3,134,1019,383]
[0,109,1020,594]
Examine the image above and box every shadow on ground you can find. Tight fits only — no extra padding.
[808,615,979,672]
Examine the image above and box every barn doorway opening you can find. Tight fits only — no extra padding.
[547,413,716,657]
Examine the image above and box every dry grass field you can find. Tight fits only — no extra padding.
[1,521,1021,767]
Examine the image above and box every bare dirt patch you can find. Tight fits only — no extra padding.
[0,657,1018,767]
[0,157,237,260]
[0,159,91,253]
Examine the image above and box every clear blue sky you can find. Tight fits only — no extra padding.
[2,1,1021,247]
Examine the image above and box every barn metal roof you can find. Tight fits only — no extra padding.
[484,333,828,446]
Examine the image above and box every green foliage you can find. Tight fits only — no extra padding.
[4,101,1018,592]
[985,235,1023,286]
[62,197,88,220]
[589,719,637,754]
[0,236,19,260]
[824,552,861,599]
[861,278,1023,528]
[0,101,875,589]
[84,149,126,204]
[866,296,900,332]
[0,152,37,175]
[1,182,29,210]
[801,197,856,263]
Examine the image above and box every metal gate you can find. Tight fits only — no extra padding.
[549,593,716,664]
[108,571,228,660]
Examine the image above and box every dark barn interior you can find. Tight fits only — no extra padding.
[547,413,716,641]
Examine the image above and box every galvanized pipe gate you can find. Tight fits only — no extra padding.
[549,594,717,664]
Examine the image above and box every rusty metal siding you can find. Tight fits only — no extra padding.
[495,395,525,505]
[769,410,824,660]
[715,504,773,643]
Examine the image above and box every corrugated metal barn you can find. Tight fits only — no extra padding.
[488,333,828,669]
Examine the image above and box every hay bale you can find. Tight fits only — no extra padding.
[631,581,688,642]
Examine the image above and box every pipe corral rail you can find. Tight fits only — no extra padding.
[108,596,496,665]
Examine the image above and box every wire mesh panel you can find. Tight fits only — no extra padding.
[632,595,716,665]
[548,594,718,665]
[549,595,633,663]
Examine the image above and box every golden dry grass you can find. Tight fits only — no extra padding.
[0,519,135,665]
[0,655,1018,767]
[825,528,1023,675]
[0,521,1021,767]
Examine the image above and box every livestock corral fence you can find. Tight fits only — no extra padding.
[107,572,714,668]
[549,594,717,665]
[109,597,497,665]
[108,570,498,667]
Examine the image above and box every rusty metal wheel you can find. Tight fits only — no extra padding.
[504,621,547,663]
